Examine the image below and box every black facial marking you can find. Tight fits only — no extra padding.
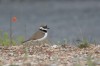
[40,29,47,32]
[43,26,47,28]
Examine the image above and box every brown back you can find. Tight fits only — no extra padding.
[29,30,45,40]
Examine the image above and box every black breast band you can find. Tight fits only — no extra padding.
[40,29,47,32]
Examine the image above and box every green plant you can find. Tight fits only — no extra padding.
[9,65,19,66]
[0,30,3,44]
[74,63,81,66]
[78,38,89,48]
[16,36,25,44]
[2,32,10,46]
[74,55,96,66]
[0,30,24,46]
[86,55,96,66]
[93,39,97,46]
[23,47,28,60]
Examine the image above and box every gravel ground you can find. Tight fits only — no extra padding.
[0,43,100,66]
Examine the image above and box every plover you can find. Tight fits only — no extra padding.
[22,25,49,43]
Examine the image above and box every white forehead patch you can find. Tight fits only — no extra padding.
[39,27,47,30]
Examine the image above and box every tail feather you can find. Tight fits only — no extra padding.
[22,39,30,43]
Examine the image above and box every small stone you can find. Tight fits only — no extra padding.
[50,63,57,66]
[51,45,58,49]
[96,62,100,65]
[9,65,19,66]
[22,63,31,66]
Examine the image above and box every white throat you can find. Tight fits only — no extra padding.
[34,33,48,41]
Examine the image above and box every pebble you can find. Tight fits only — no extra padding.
[0,44,99,66]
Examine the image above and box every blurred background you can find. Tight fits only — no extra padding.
[0,0,100,44]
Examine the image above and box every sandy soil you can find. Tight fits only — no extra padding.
[0,43,99,66]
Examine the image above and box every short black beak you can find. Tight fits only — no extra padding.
[47,27,50,29]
